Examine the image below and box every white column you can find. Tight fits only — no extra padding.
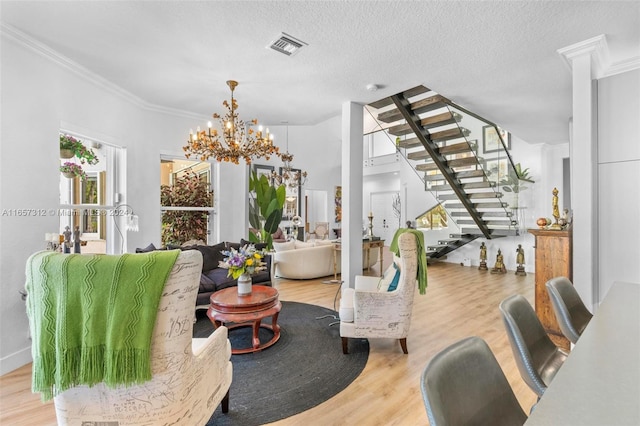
[341,101,364,288]
[558,36,605,311]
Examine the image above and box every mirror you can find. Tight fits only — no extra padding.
[304,189,328,235]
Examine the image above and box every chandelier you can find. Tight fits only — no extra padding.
[183,80,281,165]
[270,126,308,188]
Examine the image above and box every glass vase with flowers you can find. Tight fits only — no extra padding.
[219,244,267,296]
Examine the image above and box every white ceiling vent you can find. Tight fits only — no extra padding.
[268,33,307,57]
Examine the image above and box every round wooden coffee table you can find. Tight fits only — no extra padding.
[207,285,281,354]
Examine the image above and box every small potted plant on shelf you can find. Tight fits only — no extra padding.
[60,162,86,180]
[59,134,99,165]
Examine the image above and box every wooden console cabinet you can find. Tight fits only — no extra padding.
[528,228,573,351]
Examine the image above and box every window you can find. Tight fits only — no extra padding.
[160,157,214,246]
[59,133,120,254]
[416,204,448,230]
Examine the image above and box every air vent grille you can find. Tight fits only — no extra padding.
[268,33,307,57]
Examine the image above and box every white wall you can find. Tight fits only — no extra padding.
[597,69,640,299]
[0,32,251,373]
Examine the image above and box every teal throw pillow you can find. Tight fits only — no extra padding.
[387,263,401,292]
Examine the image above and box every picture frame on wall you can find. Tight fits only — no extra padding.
[252,164,274,180]
[334,186,342,223]
[483,126,511,153]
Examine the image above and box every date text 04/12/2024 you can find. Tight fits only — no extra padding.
[1,208,128,217]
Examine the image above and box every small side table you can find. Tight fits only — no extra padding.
[207,285,281,354]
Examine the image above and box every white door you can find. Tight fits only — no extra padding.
[370,191,400,243]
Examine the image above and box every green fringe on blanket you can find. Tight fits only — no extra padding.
[25,250,179,401]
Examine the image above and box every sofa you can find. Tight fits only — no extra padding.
[272,239,378,280]
[136,240,272,308]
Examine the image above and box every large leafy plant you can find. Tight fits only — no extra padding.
[500,163,534,194]
[161,172,213,246]
[248,170,285,250]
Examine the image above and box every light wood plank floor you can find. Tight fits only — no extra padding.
[0,254,537,425]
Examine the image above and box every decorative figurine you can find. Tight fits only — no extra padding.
[515,244,526,276]
[491,249,507,274]
[478,242,488,271]
[63,226,72,253]
[549,187,562,230]
[559,208,570,229]
[73,225,81,253]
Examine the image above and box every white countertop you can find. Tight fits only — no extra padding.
[525,281,640,425]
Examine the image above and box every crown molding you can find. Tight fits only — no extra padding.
[1,23,207,121]
[558,34,640,79]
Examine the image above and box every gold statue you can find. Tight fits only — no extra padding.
[515,244,526,276]
[550,187,562,230]
[478,242,488,271]
[491,249,507,274]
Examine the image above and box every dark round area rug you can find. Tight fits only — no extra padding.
[194,300,369,426]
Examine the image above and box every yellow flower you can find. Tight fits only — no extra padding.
[254,253,262,259]
[246,258,254,266]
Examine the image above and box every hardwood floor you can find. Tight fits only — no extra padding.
[0,255,537,425]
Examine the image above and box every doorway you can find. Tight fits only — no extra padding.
[370,191,400,243]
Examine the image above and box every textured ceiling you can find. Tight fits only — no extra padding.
[1,1,638,144]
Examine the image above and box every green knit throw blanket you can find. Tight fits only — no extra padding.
[389,228,428,295]
[25,250,180,401]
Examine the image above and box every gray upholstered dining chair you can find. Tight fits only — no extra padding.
[421,336,528,426]
[546,277,593,344]
[499,294,568,398]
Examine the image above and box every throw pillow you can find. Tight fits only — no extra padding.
[272,227,285,241]
[184,242,226,272]
[240,238,268,251]
[387,263,401,292]
[135,243,157,253]
[294,240,315,249]
[378,262,400,291]
[225,242,241,251]
[273,241,296,252]
[315,239,334,246]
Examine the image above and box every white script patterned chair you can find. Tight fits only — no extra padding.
[51,250,233,425]
[339,232,418,354]
[308,221,330,240]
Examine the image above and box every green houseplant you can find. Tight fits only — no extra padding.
[500,162,534,209]
[248,170,285,250]
[500,163,534,194]
[161,172,213,246]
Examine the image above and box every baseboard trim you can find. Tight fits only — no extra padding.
[0,346,32,376]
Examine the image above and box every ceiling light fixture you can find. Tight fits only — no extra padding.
[270,125,308,188]
[183,80,281,165]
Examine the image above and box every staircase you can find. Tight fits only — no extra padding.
[367,86,523,260]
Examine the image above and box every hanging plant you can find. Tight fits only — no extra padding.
[59,134,99,165]
[59,162,86,180]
